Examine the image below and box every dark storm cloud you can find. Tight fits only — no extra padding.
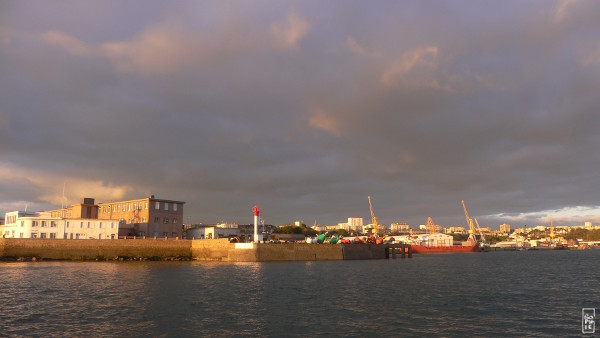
[1,0,600,228]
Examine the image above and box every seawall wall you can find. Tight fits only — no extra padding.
[0,239,391,262]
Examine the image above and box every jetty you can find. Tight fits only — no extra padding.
[0,238,412,262]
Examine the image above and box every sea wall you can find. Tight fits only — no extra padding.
[342,244,387,260]
[0,238,191,260]
[0,238,392,261]
[257,243,343,261]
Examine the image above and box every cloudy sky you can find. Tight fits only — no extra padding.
[1,0,600,228]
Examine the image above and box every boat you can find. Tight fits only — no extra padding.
[411,242,479,254]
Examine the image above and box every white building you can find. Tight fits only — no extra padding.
[390,223,410,233]
[1,211,119,239]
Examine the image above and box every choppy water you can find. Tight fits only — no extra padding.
[1,250,598,337]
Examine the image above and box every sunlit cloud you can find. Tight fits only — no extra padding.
[40,20,196,75]
[555,0,578,23]
[0,162,132,208]
[308,108,342,137]
[100,21,191,75]
[346,36,380,58]
[41,31,92,56]
[381,45,439,87]
[488,206,600,225]
[580,45,600,66]
[269,12,310,50]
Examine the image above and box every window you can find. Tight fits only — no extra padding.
[122,203,126,211]
[138,202,142,210]
[139,231,145,236]
[20,233,23,238]
[87,222,91,228]
[70,233,73,239]
[162,232,168,237]
[111,222,114,229]
[99,234,102,240]
[173,204,178,211]
[163,218,169,224]
[32,221,38,227]
[133,202,137,210]
[164,202,169,211]
[99,222,102,229]
[118,204,121,212]
[21,221,24,227]
[80,222,83,228]
[51,221,57,227]
[145,202,148,210]
[154,217,160,223]
[41,233,47,238]
[113,205,116,212]
[173,218,178,224]
[128,203,131,211]
[32,233,38,238]
[42,221,47,227]
[49,233,56,239]
[155,201,160,210]
[172,232,178,238]
[66,222,69,228]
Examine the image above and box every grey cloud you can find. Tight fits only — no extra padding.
[1,1,600,228]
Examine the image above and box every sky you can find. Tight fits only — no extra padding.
[1,0,600,228]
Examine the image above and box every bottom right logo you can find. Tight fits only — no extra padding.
[583,308,596,334]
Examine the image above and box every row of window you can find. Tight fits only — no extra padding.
[5,215,17,224]
[99,201,180,214]
[29,221,116,229]
[31,221,58,227]
[153,217,178,224]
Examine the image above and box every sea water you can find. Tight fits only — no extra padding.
[1,250,598,337]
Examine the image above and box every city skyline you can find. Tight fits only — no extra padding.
[1,1,600,228]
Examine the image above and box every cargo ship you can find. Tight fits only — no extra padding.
[410,241,479,253]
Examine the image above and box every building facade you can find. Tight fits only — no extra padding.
[47,195,185,238]
[1,211,118,239]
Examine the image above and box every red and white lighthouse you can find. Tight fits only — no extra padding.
[253,205,261,243]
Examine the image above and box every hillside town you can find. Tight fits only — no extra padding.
[2,195,600,250]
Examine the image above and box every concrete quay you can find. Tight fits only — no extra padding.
[0,238,411,262]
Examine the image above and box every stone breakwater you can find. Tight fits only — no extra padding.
[0,238,393,262]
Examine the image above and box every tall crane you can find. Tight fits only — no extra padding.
[426,216,437,234]
[474,217,486,245]
[461,199,477,242]
[368,196,379,235]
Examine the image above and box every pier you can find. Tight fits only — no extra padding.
[0,238,412,262]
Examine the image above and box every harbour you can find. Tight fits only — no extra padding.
[1,249,597,337]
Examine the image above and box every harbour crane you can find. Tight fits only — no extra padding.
[426,216,437,234]
[461,199,477,242]
[368,196,379,235]
[474,217,487,245]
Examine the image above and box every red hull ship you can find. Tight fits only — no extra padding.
[411,242,478,254]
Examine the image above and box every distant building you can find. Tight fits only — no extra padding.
[390,222,410,233]
[500,223,511,234]
[445,226,466,234]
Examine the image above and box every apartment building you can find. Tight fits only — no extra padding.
[47,195,185,238]
[96,195,184,238]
